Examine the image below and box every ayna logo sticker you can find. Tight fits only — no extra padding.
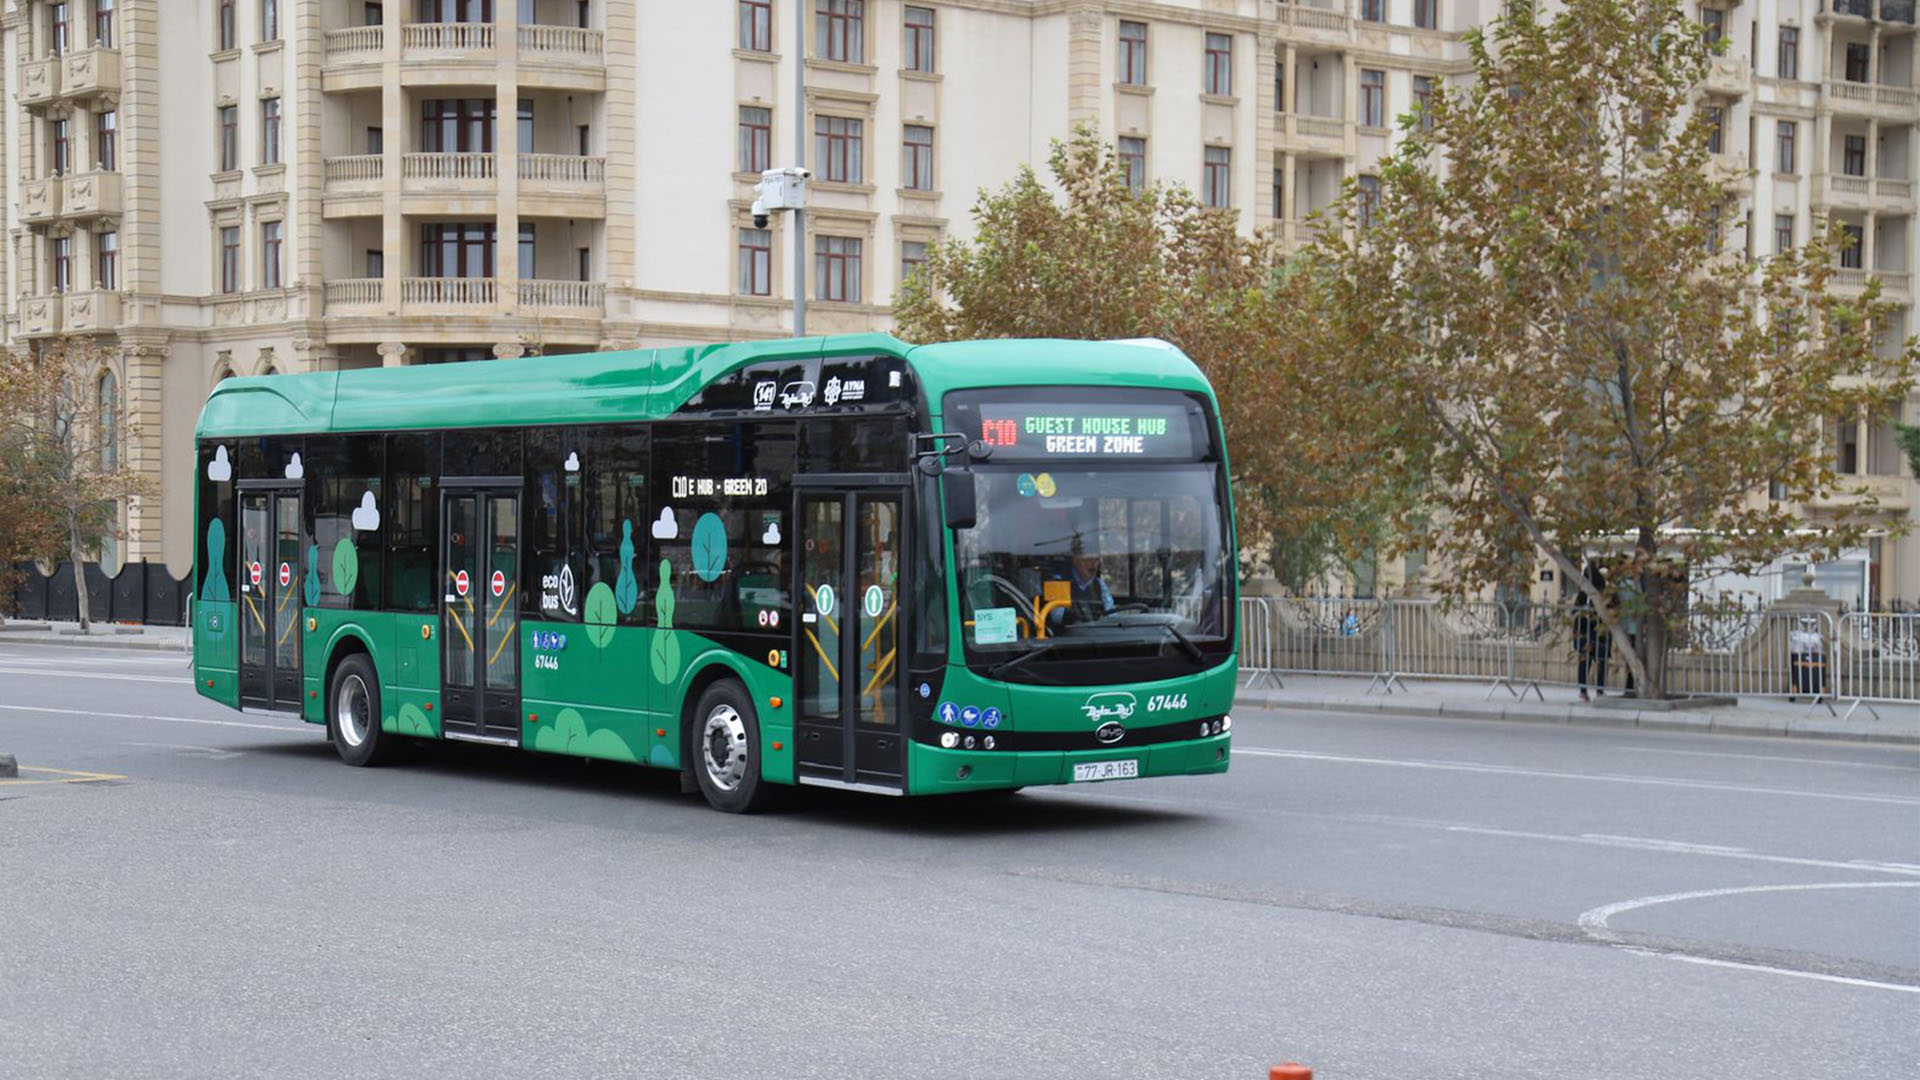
[1080,691,1137,724]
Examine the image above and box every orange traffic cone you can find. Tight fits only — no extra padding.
[1270,1065,1312,1080]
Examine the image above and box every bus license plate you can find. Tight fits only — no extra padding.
[1072,759,1139,783]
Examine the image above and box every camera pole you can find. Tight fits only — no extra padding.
[791,0,807,338]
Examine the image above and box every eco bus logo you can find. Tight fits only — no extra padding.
[1081,692,1137,725]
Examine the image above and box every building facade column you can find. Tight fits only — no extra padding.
[377,341,409,367]
[380,0,403,313]
[495,0,522,317]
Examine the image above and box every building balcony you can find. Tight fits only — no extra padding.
[518,153,606,216]
[1704,56,1752,96]
[401,276,497,309]
[60,47,120,100]
[1876,177,1914,201]
[1281,114,1351,154]
[1809,474,1911,515]
[61,170,121,219]
[325,278,385,313]
[1817,172,1875,208]
[1825,80,1919,119]
[399,22,497,83]
[1819,0,1914,21]
[19,295,61,336]
[519,279,604,311]
[1279,5,1352,37]
[323,155,384,200]
[517,24,606,90]
[19,56,59,107]
[19,176,60,224]
[322,26,384,91]
[400,153,497,212]
[1832,267,1915,297]
[61,289,120,333]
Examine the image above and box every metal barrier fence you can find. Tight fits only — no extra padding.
[1236,596,1918,709]
[7,560,192,627]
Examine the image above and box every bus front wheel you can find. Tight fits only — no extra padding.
[691,680,772,813]
[328,654,395,767]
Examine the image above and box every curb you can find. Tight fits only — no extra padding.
[1232,691,1920,747]
[0,633,189,653]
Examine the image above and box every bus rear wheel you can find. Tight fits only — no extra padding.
[691,680,772,813]
[328,654,396,767]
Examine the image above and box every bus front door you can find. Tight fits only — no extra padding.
[441,488,522,744]
[794,487,905,792]
[237,486,303,712]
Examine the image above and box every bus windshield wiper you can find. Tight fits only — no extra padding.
[987,640,1061,681]
[1114,618,1206,664]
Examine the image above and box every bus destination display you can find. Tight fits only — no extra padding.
[975,403,1195,459]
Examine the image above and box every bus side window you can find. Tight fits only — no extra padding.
[582,426,649,626]
[385,433,437,612]
[524,428,581,622]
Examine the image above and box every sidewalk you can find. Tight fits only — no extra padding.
[0,620,190,652]
[1235,673,1920,746]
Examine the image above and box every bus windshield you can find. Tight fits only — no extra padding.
[952,462,1232,677]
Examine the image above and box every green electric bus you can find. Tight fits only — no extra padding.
[191,333,1236,811]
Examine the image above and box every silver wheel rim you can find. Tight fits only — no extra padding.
[336,674,371,749]
[701,704,749,793]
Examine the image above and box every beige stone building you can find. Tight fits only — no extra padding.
[1,0,1915,603]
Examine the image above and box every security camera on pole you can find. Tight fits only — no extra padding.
[752,165,812,339]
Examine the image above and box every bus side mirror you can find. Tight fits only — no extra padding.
[944,468,977,531]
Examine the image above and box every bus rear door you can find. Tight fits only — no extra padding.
[441,485,522,744]
[237,484,303,712]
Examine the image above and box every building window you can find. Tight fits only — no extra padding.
[50,2,71,56]
[1272,163,1284,218]
[417,0,494,23]
[220,225,241,293]
[814,115,863,183]
[738,227,771,295]
[1699,7,1724,46]
[1358,175,1382,231]
[1775,120,1795,174]
[217,0,236,50]
[815,235,862,302]
[1360,0,1384,23]
[1773,213,1792,254]
[1842,134,1866,176]
[739,0,771,51]
[517,221,535,276]
[366,249,385,278]
[1274,55,1285,111]
[1118,136,1146,193]
[95,109,117,170]
[1414,0,1437,30]
[52,236,73,293]
[96,229,118,289]
[1360,69,1386,129]
[94,0,114,48]
[261,98,282,165]
[1412,75,1435,131]
[218,106,239,171]
[1118,20,1147,86]
[261,222,283,289]
[420,222,497,277]
[1840,224,1864,270]
[576,246,591,282]
[516,97,534,154]
[365,2,384,27]
[816,0,865,64]
[98,370,118,469]
[261,0,279,41]
[1204,33,1232,96]
[900,239,927,281]
[577,124,591,155]
[421,98,496,153]
[1704,105,1723,154]
[1776,26,1798,80]
[902,124,934,190]
[739,106,771,173]
[1844,42,1868,84]
[1203,146,1231,209]
[904,6,935,72]
[51,118,72,175]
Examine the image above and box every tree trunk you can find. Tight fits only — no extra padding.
[68,511,91,633]
[1640,607,1670,701]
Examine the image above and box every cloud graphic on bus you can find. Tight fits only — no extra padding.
[284,452,303,480]
[351,491,381,531]
[651,507,678,540]
[762,520,781,545]
[564,451,580,473]
[207,445,232,482]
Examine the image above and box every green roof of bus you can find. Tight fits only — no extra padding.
[194,333,1214,439]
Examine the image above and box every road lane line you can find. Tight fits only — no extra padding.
[0,765,128,785]
[0,665,190,685]
[1442,824,1920,878]
[1611,745,1920,771]
[1648,952,1920,995]
[1233,746,1920,807]
[0,703,305,733]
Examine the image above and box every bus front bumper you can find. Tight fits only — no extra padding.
[906,733,1231,796]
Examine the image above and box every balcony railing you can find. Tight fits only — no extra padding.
[1284,6,1352,33]
[402,152,496,181]
[519,280,604,309]
[325,26,383,61]
[402,22,495,52]
[21,177,60,222]
[19,57,60,105]
[518,24,604,57]
[60,47,119,98]
[402,277,496,305]
[62,290,120,333]
[21,295,62,336]
[1833,174,1872,195]
[1833,268,1915,294]
[326,279,384,307]
[1828,80,1875,103]
[1878,85,1917,109]
[62,171,121,217]
[518,154,605,184]
[1826,0,1873,15]
[1296,116,1347,139]
[1877,178,1914,200]
[325,155,385,183]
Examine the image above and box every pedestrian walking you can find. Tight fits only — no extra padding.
[1573,561,1611,702]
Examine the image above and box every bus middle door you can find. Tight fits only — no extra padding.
[440,485,522,744]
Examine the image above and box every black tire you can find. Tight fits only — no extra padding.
[690,680,773,813]
[328,654,395,767]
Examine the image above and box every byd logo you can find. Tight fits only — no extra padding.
[1081,692,1137,725]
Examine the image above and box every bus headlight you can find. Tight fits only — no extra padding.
[1222,715,1232,732]
[940,731,959,749]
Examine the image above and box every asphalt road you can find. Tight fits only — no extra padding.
[2,640,1916,1080]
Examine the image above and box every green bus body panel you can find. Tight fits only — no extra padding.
[192,333,1236,796]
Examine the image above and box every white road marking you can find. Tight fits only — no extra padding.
[1443,824,1920,878]
[0,652,185,666]
[1579,882,1920,995]
[1612,745,1920,771]
[0,702,302,733]
[1233,746,1920,807]
[0,665,190,685]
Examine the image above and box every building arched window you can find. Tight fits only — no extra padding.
[97,368,119,471]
